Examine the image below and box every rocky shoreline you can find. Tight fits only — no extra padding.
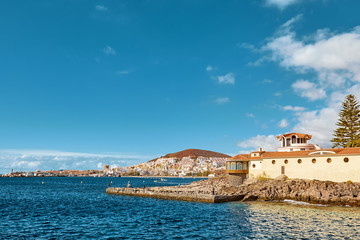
[106,176,360,206]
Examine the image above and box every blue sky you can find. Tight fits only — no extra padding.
[1,0,360,173]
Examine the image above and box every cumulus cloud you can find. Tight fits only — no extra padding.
[238,135,279,152]
[0,149,152,174]
[246,113,254,118]
[292,79,327,101]
[217,73,235,84]
[103,45,116,55]
[239,19,360,150]
[278,119,289,128]
[291,108,338,148]
[265,21,360,88]
[206,65,213,72]
[283,105,306,111]
[265,0,300,10]
[214,97,230,105]
[96,5,108,11]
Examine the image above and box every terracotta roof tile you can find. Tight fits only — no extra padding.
[229,154,249,160]
[248,147,360,159]
[276,133,312,140]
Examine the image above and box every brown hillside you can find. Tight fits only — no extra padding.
[149,149,231,162]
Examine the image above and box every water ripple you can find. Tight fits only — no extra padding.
[1,177,359,239]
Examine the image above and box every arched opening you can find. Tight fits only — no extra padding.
[237,162,242,170]
[243,163,248,170]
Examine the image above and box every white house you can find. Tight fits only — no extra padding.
[226,133,360,183]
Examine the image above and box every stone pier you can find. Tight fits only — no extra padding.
[106,187,245,203]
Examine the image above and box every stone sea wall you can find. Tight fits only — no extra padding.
[106,176,360,206]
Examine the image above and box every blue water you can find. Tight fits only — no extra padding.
[1,177,360,239]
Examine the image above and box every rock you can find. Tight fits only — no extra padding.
[243,194,258,201]
[243,178,258,185]
[275,175,288,181]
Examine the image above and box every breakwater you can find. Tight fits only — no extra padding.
[106,186,244,203]
[106,176,360,206]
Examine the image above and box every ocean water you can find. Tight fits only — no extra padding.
[1,177,360,240]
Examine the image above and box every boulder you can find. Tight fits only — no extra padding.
[275,175,288,181]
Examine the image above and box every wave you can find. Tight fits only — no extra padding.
[283,199,327,207]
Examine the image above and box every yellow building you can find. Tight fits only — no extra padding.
[226,133,360,183]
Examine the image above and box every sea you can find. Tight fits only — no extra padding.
[1,177,360,240]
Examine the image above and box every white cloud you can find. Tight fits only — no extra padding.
[246,113,254,118]
[292,79,326,101]
[206,65,213,72]
[217,73,235,84]
[265,0,300,10]
[0,149,152,174]
[239,43,261,52]
[283,105,306,111]
[116,70,129,74]
[278,119,289,128]
[262,79,273,84]
[238,135,279,152]
[96,5,108,11]
[291,108,338,148]
[265,22,360,88]
[103,45,116,55]
[274,92,282,97]
[214,97,230,105]
[239,20,360,150]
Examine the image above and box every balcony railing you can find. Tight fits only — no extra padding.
[225,169,248,174]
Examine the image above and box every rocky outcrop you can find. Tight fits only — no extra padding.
[106,176,360,206]
[220,177,360,206]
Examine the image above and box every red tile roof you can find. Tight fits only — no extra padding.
[276,133,312,140]
[229,147,360,161]
[229,154,249,161]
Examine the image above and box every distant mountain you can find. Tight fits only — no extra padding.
[149,149,231,162]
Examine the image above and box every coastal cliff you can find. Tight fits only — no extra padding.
[106,177,360,206]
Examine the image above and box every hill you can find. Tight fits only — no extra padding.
[149,149,231,162]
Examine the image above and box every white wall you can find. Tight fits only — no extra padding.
[249,155,360,182]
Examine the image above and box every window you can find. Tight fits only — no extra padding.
[344,157,349,163]
[252,164,256,168]
[292,136,297,144]
[231,162,236,170]
[312,158,316,164]
[272,160,276,165]
[300,148,306,151]
[227,162,231,169]
[297,159,302,164]
[327,158,332,163]
[284,159,288,164]
[237,162,242,170]
[243,163,248,170]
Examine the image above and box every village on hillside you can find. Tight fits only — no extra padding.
[1,149,230,177]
